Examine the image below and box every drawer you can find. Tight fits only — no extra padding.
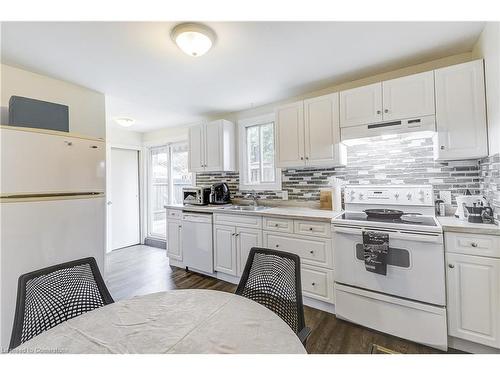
[214,213,262,229]
[167,209,183,220]
[445,232,500,258]
[294,220,332,238]
[301,265,334,303]
[263,232,333,269]
[263,217,294,233]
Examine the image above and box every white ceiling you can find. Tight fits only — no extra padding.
[1,22,485,132]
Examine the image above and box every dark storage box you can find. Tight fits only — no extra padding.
[9,96,69,132]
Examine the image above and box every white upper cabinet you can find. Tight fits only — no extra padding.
[276,95,345,168]
[340,83,383,127]
[434,60,488,160]
[382,71,435,121]
[275,101,305,168]
[188,124,205,173]
[188,119,236,172]
[304,93,345,167]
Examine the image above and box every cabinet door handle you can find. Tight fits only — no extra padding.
[64,141,73,146]
[471,242,478,248]
[440,145,445,150]
[384,109,389,113]
[309,250,314,254]
[376,110,381,115]
[311,282,316,286]
[300,156,304,160]
[275,244,279,248]
[305,156,309,160]
[309,227,313,231]
[178,225,182,229]
[448,264,455,269]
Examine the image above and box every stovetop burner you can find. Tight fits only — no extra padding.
[340,212,438,227]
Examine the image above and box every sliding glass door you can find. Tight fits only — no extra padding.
[147,142,192,239]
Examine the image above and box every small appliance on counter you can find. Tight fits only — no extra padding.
[463,202,494,224]
[182,186,211,206]
[455,194,486,221]
[210,183,231,205]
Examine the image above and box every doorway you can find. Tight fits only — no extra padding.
[109,147,140,250]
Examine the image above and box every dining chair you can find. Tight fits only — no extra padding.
[9,257,114,351]
[235,247,312,346]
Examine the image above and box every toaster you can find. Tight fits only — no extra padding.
[182,186,211,206]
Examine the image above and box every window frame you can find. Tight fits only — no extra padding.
[238,114,282,191]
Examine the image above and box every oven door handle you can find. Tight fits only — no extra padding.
[333,226,443,244]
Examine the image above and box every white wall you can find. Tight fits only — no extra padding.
[473,22,500,156]
[0,64,106,139]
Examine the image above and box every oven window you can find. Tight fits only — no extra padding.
[355,244,410,268]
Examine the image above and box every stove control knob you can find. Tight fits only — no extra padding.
[394,193,400,200]
[406,192,412,200]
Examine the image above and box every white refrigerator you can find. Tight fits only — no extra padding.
[0,125,106,350]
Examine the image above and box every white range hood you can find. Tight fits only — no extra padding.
[340,115,436,142]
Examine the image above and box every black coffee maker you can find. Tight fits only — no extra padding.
[210,183,231,205]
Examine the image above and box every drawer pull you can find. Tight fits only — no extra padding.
[311,282,316,286]
[309,250,314,254]
[309,227,313,231]
[275,223,279,227]
[471,242,478,248]
[275,244,279,248]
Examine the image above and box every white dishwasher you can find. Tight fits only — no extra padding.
[181,212,214,274]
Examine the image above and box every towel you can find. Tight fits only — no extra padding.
[362,231,389,275]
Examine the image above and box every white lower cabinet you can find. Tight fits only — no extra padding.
[236,227,262,276]
[214,225,237,276]
[446,251,500,348]
[166,219,183,261]
[301,264,334,303]
[214,225,263,277]
[213,214,335,306]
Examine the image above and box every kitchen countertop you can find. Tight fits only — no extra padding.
[164,204,342,222]
[437,216,500,236]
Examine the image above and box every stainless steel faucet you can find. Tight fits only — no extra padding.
[245,191,259,207]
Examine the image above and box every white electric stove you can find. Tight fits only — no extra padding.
[332,185,448,350]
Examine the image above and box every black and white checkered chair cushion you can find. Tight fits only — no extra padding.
[10,257,113,350]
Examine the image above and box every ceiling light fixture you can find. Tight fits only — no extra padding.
[113,117,136,127]
[171,23,216,57]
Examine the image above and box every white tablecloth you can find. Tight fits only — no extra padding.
[14,289,306,354]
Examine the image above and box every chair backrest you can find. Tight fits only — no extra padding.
[235,247,305,334]
[9,257,114,350]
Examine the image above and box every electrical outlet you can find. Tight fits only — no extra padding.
[439,190,452,205]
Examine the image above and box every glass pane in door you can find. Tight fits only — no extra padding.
[150,146,169,238]
[171,142,193,205]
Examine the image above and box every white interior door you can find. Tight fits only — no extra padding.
[110,148,140,250]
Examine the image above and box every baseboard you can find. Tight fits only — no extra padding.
[144,237,166,249]
[303,296,336,314]
[448,336,500,354]
[216,272,240,285]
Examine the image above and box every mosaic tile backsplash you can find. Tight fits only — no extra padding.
[196,133,488,210]
[479,153,500,221]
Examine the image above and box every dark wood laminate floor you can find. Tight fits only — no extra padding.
[105,245,459,354]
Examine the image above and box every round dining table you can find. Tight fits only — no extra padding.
[14,289,306,354]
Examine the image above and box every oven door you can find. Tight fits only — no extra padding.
[333,225,445,306]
